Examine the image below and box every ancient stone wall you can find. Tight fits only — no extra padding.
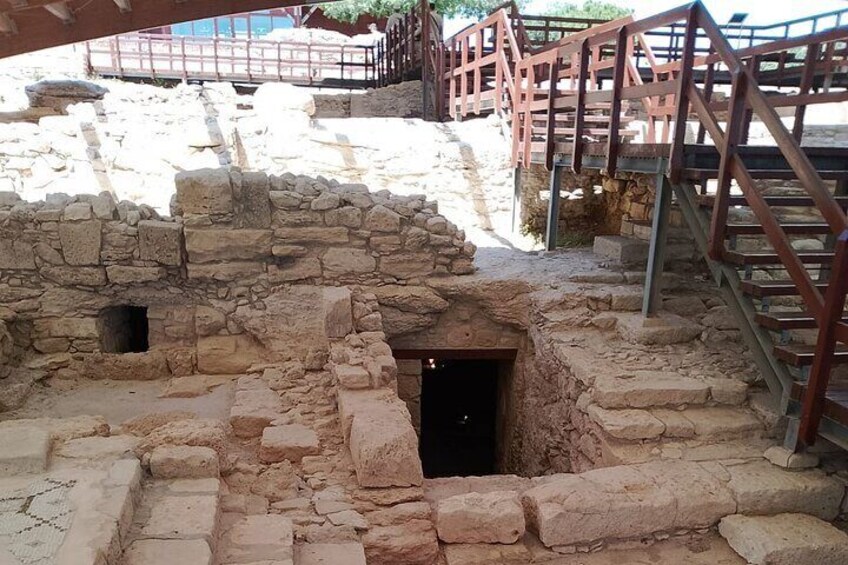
[0,167,475,387]
[314,81,424,119]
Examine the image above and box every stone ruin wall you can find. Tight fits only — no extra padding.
[0,167,476,392]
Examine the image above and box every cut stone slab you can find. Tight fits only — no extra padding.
[297,542,367,565]
[683,407,762,439]
[0,425,50,474]
[349,405,423,488]
[260,424,321,463]
[615,312,704,345]
[719,513,848,565]
[149,445,220,479]
[724,460,844,520]
[123,539,212,565]
[436,491,525,544]
[218,514,294,563]
[593,235,649,265]
[592,371,711,408]
[138,494,219,546]
[763,445,820,469]
[522,460,735,547]
[587,405,665,440]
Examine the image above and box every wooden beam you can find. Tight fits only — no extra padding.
[0,13,17,34]
[112,0,130,13]
[44,1,74,24]
[0,0,312,58]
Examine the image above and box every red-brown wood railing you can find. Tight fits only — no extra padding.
[507,2,848,447]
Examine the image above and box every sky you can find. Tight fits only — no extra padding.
[444,0,848,35]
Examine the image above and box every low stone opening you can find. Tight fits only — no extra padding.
[98,305,149,354]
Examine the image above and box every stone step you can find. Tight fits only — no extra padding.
[217,513,294,564]
[123,478,222,563]
[719,513,848,565]
[592,371,747,409]
[522,459,845,549]
[586,405,763,442]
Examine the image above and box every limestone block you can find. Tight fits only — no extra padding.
[615,312,703,345]
[237,171,272,228]
[587,405,665,440]
[139,493,219,545]
[230,388,282,438]
[187,261,265,281]
[335,364,371,389]
[259,424,321,463]
[138,220,183,266]
[336,387,410,441]
[323,286,352,338]
[349,406,423,487]
[149,445,220,479]
[218,515,294,563]
[106,265,165,284]
[763,445,819,469]
[362,520,439,565]
[41,266,107,286]
[268,258,322,282]
[365,205,401,232]
[0,425,49,474]
[373,285,449,314]
[297,543,367,565]
[311,192,340,211]
[25,79,108,111]
[719,513,848,565]
[274,226,349,244]
[380,253,435,279]
[322,247,377,275]
[123,539,212,565]
[325,206,362,228]
[366,355,398,388]
[522,464,678,547]
[196,335,266,374]
[136,419,227,460]
[55,435,139,460]
[592,371,710,408]
[34,317,97,339]
[436,491,525,544]
[195,306,227,336]
[175,168,233,214]
[270,190,303,209]
[58,220,101,265]
[185,229,272,263]
[725,460,844,520]
[0,238,36,269]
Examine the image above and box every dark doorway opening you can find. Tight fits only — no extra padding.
[419,358,499,478]
[99,306,149,353]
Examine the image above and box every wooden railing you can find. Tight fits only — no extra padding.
[506,1,848,448]
[444,8,522,120]
[86,33,379,87]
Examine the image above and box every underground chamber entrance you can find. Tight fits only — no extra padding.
[418,357,505,478]
[98,305,149,353]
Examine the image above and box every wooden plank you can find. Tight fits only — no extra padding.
[667,5,697,182]
[604,26,628,177]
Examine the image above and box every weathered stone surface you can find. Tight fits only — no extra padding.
[58,220,101,265]
[176,168,233,214]
[187,261,266,281]
[41,266,108,286]
[196,334,266,374]
[719,513,848,565]
[106,265,165,284]
[0,239,36,269]
[268,258,322,282]
[380,253,434,278]
[139,493,219,545]
[259,424,320,463]
[725,460,844,520]
[54,435,138,460]
[185,228,273,263]
[136,419,227,460]
[349,405,423,487]
[334,364,371,389]
[297,543,367,565]
[587,405,665,440]
[0,425,49,474]
[373,285,449,314]
[218,514,294,563]
[763,445,819,469]
[615,313,703,345]
[522,460,735,547]
[322,247,377,274]
[337,388,410,440]
[362,520,439,565]
[275,226,349,244]
[79,351,171,381]
[237,171,272,228]
[592,371,711,408]
[138,220,183,265]
[365,205,401,232]
[123,539,212,565]
[149,445,220,479]
[323,286,352,338]
[684,407,762,439]
[436,491,525,544]
[230,387,282,438]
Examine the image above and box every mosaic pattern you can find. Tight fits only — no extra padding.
[0,479,76,565]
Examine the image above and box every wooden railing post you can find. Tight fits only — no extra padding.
[571,39,589,174]
[668,5,698,182]
[605,26,628,177]
[544,56,560,170]
[793,42,821,142]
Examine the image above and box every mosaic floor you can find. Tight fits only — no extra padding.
[0,479,76,565]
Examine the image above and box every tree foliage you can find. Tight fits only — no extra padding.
[321,0,523,23]
[544,0,632,21]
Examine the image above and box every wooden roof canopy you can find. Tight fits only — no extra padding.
[0,0,334,59]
